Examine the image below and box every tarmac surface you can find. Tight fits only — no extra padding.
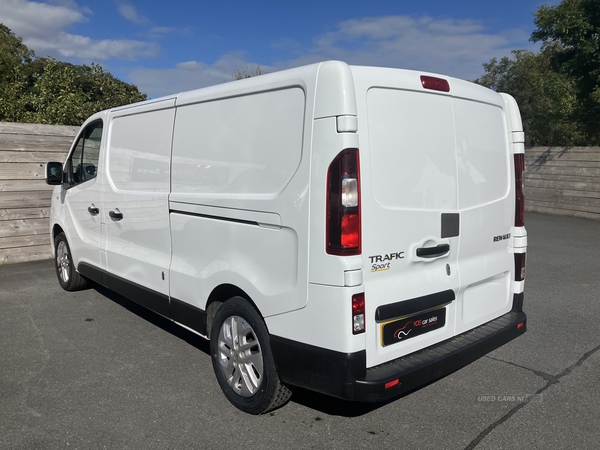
[1,211,599,449]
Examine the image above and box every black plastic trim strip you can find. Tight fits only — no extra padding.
[78,262,106,285]
[271,310,526,402]
[354,311,527,402]
[375,289,455,322]
[170,297,207,336]
[270,336,366,400]
[512,292,524,312]
[169,209,258,227]
[77,262,169,317]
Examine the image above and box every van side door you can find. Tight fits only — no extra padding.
[101,102,175,316]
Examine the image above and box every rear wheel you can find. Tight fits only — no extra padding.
[54,232,89,291]
[210,297,292,414]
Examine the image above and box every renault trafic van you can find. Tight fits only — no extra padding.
[46,61,527,414]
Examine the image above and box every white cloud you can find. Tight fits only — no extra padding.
[0,0,159,61]
[0,0,86,39]
[129,14,534,97]
[144,26,193,40]
[129,52,263,97]
[115,0,151,25]
[286,15,533,81]
[45,0,87,8]
[27,34,160,60]
[3,4,533,97]
[149,26,175,35]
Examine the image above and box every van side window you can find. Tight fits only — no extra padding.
[69,120,103,186]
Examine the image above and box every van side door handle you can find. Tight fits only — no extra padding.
[109,209,123,220]
[416,244,450,258]
[87,204,99,215]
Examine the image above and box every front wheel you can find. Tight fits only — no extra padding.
[54,232,89,291]
[210,297,292,414]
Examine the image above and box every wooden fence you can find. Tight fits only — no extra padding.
[0,122,78,264]
[1,121,599,265]
[525,146,600,220]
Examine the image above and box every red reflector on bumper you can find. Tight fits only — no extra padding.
[384,379,400,389]
[517,322,525,329]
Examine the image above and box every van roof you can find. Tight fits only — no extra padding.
[101,61,508,122]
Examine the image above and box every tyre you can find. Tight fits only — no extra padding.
[54,232,89,291]
[210,297,292,414]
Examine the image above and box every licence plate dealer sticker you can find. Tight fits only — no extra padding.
[381,308,446,347]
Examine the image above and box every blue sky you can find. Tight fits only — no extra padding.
[0,0,558,98]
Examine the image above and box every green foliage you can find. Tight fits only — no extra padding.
[0,24,34,77]
[476,0,600,146]
[0,24,146,126]
[532,0,600,143]
[476,48,582,146]
[0,25,34,122]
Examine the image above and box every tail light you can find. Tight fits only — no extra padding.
[326,149,361,255]
[515,252,526,281]
[514,154,525,227]
[352,293,365,334]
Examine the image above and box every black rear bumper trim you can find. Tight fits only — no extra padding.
[270,309,526,402]
[354,310,527,402]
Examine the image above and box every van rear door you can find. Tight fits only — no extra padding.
[352,67,514,368]
[451,87,514,335]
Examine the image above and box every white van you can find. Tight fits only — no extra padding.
[46,61,527,414]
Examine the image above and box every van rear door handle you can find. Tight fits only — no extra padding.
[416,244,450,258]
[109,209,123,220]
[87,204,99,215]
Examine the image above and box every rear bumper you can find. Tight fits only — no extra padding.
[271,307,527,402]
[354,310,527,402]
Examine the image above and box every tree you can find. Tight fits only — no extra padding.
[0,24,147,126]
[531,0,600,143]
[475,0,600,145]
[27,60,146,125]
[475,47,582,146]
[233,64,269,80]
[0,24,35,122]
[0,24,33,79]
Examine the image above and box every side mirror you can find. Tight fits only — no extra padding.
[45,161,64,185]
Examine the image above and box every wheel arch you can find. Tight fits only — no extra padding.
[205,284,263,338]
[51,224,65,256]
[52,224,65,242]
[209,292,292,413]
